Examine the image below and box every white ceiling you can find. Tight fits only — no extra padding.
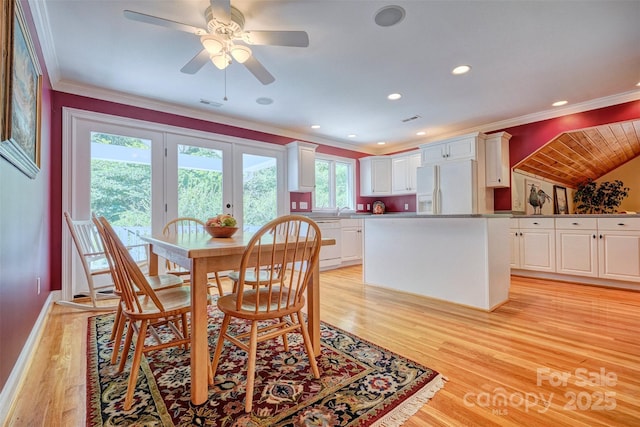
[30,0,640,154]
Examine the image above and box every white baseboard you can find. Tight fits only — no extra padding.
[0,291,61,425]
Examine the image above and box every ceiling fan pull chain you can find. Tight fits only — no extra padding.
[223,66,228,101]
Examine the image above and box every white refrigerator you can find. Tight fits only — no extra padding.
[416,159,477,215]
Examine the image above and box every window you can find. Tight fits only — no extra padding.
[314,154,355,210]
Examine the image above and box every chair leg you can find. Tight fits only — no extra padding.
[279,317,289,352]
[214,272,224,296]
[124,320,148,411]
[244,321,259,413]
[296,310,320,379]
[118,320,135,373]
[111,312,127,365]
[210,315,232,384]
[110,303,123,341]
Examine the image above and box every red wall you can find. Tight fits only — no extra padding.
[494,100,640,210]
[0,0,53,390]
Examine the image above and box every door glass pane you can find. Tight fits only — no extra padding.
[177,144,224,219]
[90,132,150,263]
[243,153,277,232]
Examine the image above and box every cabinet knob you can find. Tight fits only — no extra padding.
[617,223,626,226]
[599,235,603,239]
[593,234,596,239]
[572,222,579,225]
[498,178,501,182]
[533,222,539,225]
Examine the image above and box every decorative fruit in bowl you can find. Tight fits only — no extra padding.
[205,214,238,238]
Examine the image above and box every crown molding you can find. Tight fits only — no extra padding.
[52,80,379,156]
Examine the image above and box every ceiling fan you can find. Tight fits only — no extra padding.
[123,0,309,85]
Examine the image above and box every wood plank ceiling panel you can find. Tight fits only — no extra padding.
[513,119,640,188]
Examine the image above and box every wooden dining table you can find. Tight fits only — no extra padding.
[140,230,334,406]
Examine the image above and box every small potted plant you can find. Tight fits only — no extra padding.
[573,179,629,214]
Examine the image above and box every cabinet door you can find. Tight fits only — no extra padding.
[360,157,391,196]
[341,226,362,261]
[555,229,598,277]
[391,153,420,194]
[520,229,555,272]
[446,138,476,161]
[598,232,640,282]
[287,141,317,192]
[421,144,445,164]
[510,229,521,268]
[485,133,510,188]
[391,156,410,194]
[370,158,392,195]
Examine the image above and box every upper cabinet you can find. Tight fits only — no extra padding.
[360,156,392,196]
[485,132,511,188]
[287,141,318,192]
[420,134,479,164]
[391,151,421,194]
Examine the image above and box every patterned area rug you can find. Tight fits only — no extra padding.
[87,306,445,426]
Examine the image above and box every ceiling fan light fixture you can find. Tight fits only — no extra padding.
[211,53,230,70]
[201,35,224,55]
[230,45,252,63]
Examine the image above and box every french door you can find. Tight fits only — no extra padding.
[62,108,286,300]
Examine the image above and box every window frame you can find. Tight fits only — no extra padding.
[313,153,356,212]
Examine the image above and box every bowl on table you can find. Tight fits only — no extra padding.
[205,226,238,238]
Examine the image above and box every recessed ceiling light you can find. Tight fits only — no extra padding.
[377,141,386,145]
[416,131,426,136]
[311,125,320,129]
[347,134,357,138]
[256,97,273,105]
[452,65,471,75]
[374,5,406,27]
[552,100,568,107]
[387,93,402,100]
[636,82,640,87]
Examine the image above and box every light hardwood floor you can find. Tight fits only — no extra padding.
[5,266,640,426]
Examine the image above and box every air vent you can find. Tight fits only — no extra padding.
[200,98,223,107]
[401,115,421,123]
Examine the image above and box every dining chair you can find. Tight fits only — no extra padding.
[209,215,322,413]
[92,215,184,366]
[97,216,194,411]
[162,217,225,296]
[60,212,119,311]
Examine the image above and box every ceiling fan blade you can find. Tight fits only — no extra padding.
[123,10,206,35]
[209,0,231,25]
[180,49,210,74]
[244,31,309,47]
[243,56,275,85]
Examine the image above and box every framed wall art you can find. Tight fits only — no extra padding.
[0,0,42,179]
[553,185,569,215]
[525,178,553,215]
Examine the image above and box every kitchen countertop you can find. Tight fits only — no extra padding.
[351,213,512,219]
[513,213,640,218]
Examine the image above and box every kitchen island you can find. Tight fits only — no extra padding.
[358,214,511,311]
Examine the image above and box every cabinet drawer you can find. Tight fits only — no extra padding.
[341,219,362,228]
[555,218,597,230]
[597,217,640,231]
[518,218,555,229]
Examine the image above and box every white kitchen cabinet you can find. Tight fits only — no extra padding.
[391,151,421,194]
[555,218,598,277]
[512,218,556,272]
[420,133,480,164]
[510,220,521,268]
[287,141,317,192]
[359,156,392,196]
[597,218,640,282]
[341,219,363,263]
[316,219,342,270]
[485,132,511,188]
